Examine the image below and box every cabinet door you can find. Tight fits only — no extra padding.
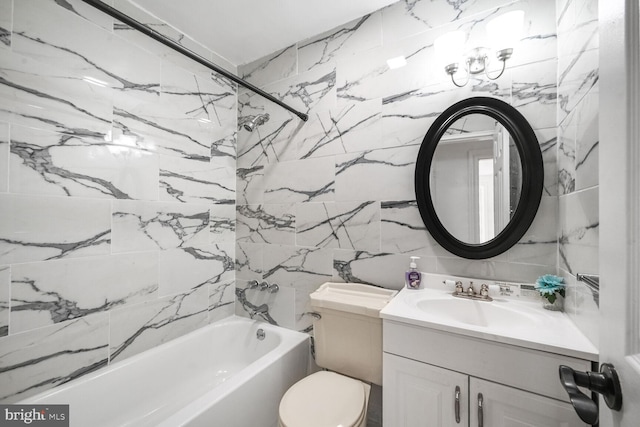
[469,378,588,427]
[383,353,468,427]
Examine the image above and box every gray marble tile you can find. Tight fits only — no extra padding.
[10,252,158,334]
[335,145,418,202]
[109,287,208,363]
[564,272,599,348]
[52,0,114,32]
[159,242,234,297]
[236,204,296,245]
[112,200,211,253]
[0,0,12,49]
[263,157,335,204]
[558,109,577,196]
[0,194,111,265]
[0,121,7,192]
[240,44,298,88]
[0,313,109,403]
[559,187,599,275]
[298,13,382,73]
[0,266,8,337]
[208,277,235,324]
[296,201,380,251]
[435,256,546,284]
[536,128,559,197]
[9,124,159,200]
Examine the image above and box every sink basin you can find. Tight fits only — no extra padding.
[415,297,537,328]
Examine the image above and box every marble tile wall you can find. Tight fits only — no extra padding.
[236,0,566,332]
[0,0,237,402]
[556,0,599,347]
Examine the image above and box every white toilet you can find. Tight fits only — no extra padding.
[278,282,396,427]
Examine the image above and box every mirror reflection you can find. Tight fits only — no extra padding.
[429,114,522,244]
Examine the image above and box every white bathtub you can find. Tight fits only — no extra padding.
[20,316,309,427]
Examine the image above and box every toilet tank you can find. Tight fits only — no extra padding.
[310,283,397,386]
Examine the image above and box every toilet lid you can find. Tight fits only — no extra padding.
[279,371,366,427]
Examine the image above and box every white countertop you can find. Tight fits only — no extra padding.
[380,286,599,361]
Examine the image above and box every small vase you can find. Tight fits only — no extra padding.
[542,295,564,311]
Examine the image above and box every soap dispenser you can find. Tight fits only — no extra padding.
[405,256,422,289]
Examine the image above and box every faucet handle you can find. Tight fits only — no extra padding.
[247,280,259,290]
[259,281,269,291]
[480,284,490,298]
[268,283,279,293]
[467,281,476,296]
[454,281,464,294]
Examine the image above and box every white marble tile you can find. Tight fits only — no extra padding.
[536,128,558,197]
[109,287,208,363]
[10,252,158,334]
[236,204,296,245]
[9,124,159,200]
[240,44,298,88]
[558,48,598,124]
[263,157,335,204]
[0,121,8,192]
[0,194,111,265]
[54,0,115,32]
[210,204,236,243]
[159,154,234,204]
[160,60,236,134]
[335,145,418,202]
[262,244,333,331]
[237,107,304,168]
[506,195,558,266]
[260,63,337,114]
[298,99,383,158]
[113,0,236,78]
[237,282,296,330]
[575,87,598,191]
[557,0,598,57]
[0,0,12,50]
[112,200,211,253]
[567,274,599,348]
[558,109,577,195]
[0,266,9,337]
[208,275,235,324]
[298,13,382,73]
[0,313,109,403]
[381,0,513,43]
[436,256,546,284]
[559,187,599,275]
[333,250,434,290]
[296,201,381,251]
[380,200,445,256]
[13,0,160,95]
[0,49,114,138]
[511,59,557,131]
[159,242,234,297]
[236,164,265,205]
[235,242,263,281]
[113,89,211,161]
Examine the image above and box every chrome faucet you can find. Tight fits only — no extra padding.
[452,281,493,302]
[250,304,269,319]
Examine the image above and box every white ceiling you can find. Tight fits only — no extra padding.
[131,0,399,66]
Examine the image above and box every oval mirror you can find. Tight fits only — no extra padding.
[415,97,543,259]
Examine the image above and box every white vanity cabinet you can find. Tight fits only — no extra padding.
[382,320,593,427]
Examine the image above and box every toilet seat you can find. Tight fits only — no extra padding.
[279,371,367,427]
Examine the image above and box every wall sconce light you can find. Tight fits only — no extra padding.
[435,10,524,87]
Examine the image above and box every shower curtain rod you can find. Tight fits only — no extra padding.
[79,0,308,122]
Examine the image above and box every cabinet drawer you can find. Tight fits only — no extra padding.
[384,320,593,402]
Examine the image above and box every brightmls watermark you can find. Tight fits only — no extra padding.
[0,405,68,426]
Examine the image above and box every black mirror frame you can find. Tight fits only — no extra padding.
[415,97,544,259]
